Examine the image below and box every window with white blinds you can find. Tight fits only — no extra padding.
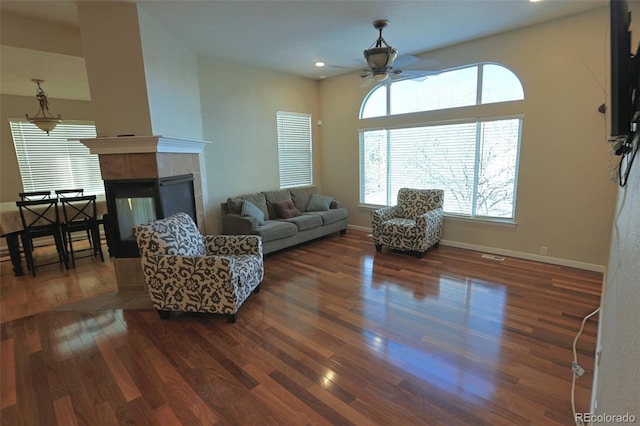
[359,62,524,220]
[9,120,104,196]
[277,111,312,188]
[360,117,522,219]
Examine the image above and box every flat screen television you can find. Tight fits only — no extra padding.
[610,0,639,140]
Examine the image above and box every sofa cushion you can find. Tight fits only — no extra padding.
[256,220,297,242]
[241,200,265,225]
[227,197,244,214]
[264,189,294,219]
[306,193,333,212]
[273,199,303,219]
[289,186,317,212]
[279,213,322,231]
[305,207,348,225]
[240,193,269,219]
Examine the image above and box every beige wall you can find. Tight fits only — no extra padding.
[319,7,617,269]
[198,58,320,234]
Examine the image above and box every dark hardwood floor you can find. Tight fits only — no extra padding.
[0,230,601,425]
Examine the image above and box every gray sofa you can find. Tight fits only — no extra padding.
[221,186,348,254]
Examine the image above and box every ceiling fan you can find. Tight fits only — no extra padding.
[360,19,441,84]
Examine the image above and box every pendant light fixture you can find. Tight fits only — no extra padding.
[363,20,398,81]
[25,79,62,135]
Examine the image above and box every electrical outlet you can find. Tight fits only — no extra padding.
[540,246,548,256]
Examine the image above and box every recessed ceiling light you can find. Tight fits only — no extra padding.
[315,61,326,68]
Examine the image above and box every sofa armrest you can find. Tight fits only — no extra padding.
[330,200,343,209]
[203,235,263,256]
[221,213,259,235]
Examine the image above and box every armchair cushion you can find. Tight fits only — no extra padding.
[397,188,444,219]
[134,211,205,257]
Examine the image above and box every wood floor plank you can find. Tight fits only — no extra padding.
[0,231,602,425]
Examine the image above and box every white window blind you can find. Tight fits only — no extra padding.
[359,117,521,219]
[9,120,104,195]
[277,111,312,188]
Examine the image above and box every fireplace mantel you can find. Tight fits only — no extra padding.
[80,135,210,155]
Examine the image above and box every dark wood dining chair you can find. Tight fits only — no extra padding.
[56,189,94,246]
[16,199,68,276]
[19,191,52,201]
[59,195,104,268]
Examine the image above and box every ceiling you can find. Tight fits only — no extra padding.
[0,0,608,100]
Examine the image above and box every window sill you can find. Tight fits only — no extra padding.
[358,204,517,227]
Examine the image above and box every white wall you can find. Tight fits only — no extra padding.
[319,7,617,269]
[592,1,640,419]
[593,133,640,421]
[197,58,320,234]
[138,6,203,141]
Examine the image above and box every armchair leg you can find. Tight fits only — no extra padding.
[340,229,347,235]
[375,244,382,252]
[253,284,261,294]
[226,313,237,324]
[415,251,425,259]
[157,310,171,320]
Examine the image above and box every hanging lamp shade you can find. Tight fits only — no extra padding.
[25,79,62,135]
[363,20,399,81]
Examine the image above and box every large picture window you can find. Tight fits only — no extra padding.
[359,62,524,220]
[9,120,104,195]
[360,118,522,218]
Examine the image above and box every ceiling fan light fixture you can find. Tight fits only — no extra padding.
[25,79,62,135]
[364,46,398,69]
[363,19,399,78]
[372,71,389,82]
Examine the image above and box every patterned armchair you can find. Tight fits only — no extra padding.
[132,212,264,323]
[372,188,444,258]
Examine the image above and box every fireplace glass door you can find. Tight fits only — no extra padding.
[115,197,157,243]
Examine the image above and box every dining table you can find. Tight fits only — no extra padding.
[0,196,108,276]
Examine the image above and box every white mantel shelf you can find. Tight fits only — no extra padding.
[80,135,211,155]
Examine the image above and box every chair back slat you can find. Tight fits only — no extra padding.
[55,189,84,199]
[19,191,52,201]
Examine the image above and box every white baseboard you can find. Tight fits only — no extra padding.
[346,224,605,272]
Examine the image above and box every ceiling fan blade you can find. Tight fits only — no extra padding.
[401,57,443,71]
[393,54,421,68]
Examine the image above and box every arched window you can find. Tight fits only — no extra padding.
[361,63,524,118]
[359,63,524,220]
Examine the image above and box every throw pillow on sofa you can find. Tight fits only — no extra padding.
[306,193,333,211]
[273,200,303,219]
[241,200,265,225]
